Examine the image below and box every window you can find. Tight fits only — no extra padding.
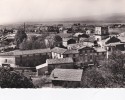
[90,55,92,59]
[66,54,69,57]
[73,54,75,57]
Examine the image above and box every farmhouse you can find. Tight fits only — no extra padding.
[51,47,67,59]
[46,57,74,73]
[50,68,83,87]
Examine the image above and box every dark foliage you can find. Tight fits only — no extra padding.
[81,67,107,88]
[19,35,46,50]
[0,68,34,88]
[15,28,27,48]
[53,35,62,47]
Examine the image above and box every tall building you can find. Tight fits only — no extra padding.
[94,26,109,41]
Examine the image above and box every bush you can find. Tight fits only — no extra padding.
[0,68,34,88]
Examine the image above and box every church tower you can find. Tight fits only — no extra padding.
[94,26,109,41]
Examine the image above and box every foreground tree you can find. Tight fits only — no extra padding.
[81,67,107,88]
[0,68,34,88]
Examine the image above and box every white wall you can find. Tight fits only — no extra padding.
[0,56,17,67]
[52,52,63,59]
[95,35,102,41]
[63,41,68,47]
[95,27,101,35]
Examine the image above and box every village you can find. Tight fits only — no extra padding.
[0,23,125,88]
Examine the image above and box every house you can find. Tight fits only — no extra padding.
[62,38,76,47]
[0,48,51,68]
[36,63,48,76]
[86,30,91,35]
[58,33,74,47]
[51,47,67,59]
[78,46,107,67]
[106,42,125,52]
[63,49,79,62]
[94,47,107,60]
[105,36,125,52]
[67,42,94,50]
[46,57,74,73]
[78,46,96,67]
[50,68,83,87]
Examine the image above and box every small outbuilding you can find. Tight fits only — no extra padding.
[50,68,83,88]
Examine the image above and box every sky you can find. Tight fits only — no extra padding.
[0,0,125,24]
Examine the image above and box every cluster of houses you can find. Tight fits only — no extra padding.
[37,26,125,87]
[0,25,125,87]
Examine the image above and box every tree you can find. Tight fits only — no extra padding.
[81,67,107,88]
[107,50,125,74]
[15,28,27,48]
[53,35,62,47]
[0,68,34,88]
[19,35,46,50]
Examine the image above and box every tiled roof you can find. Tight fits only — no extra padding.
[50,68,83,82]
[58,33,72,38]
[51,47,67,54]
[46,57,73,65]
[68,42,93,50]
[0,48,51,56]
[63,49,79,54]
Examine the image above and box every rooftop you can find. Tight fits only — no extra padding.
[68,42,93,50]
[36,63,48,70]
[46,57,73,65]
[51,47,67,54]
[63,49,79,54]
[50,68,83,82]
[0,48,51,56]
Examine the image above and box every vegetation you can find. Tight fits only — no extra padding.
[32,76,50,88]
[0,67,34,88]
[81,50,125,88]
[53,35,62,47]
[15,28,27,48]
[19,35,47,50]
